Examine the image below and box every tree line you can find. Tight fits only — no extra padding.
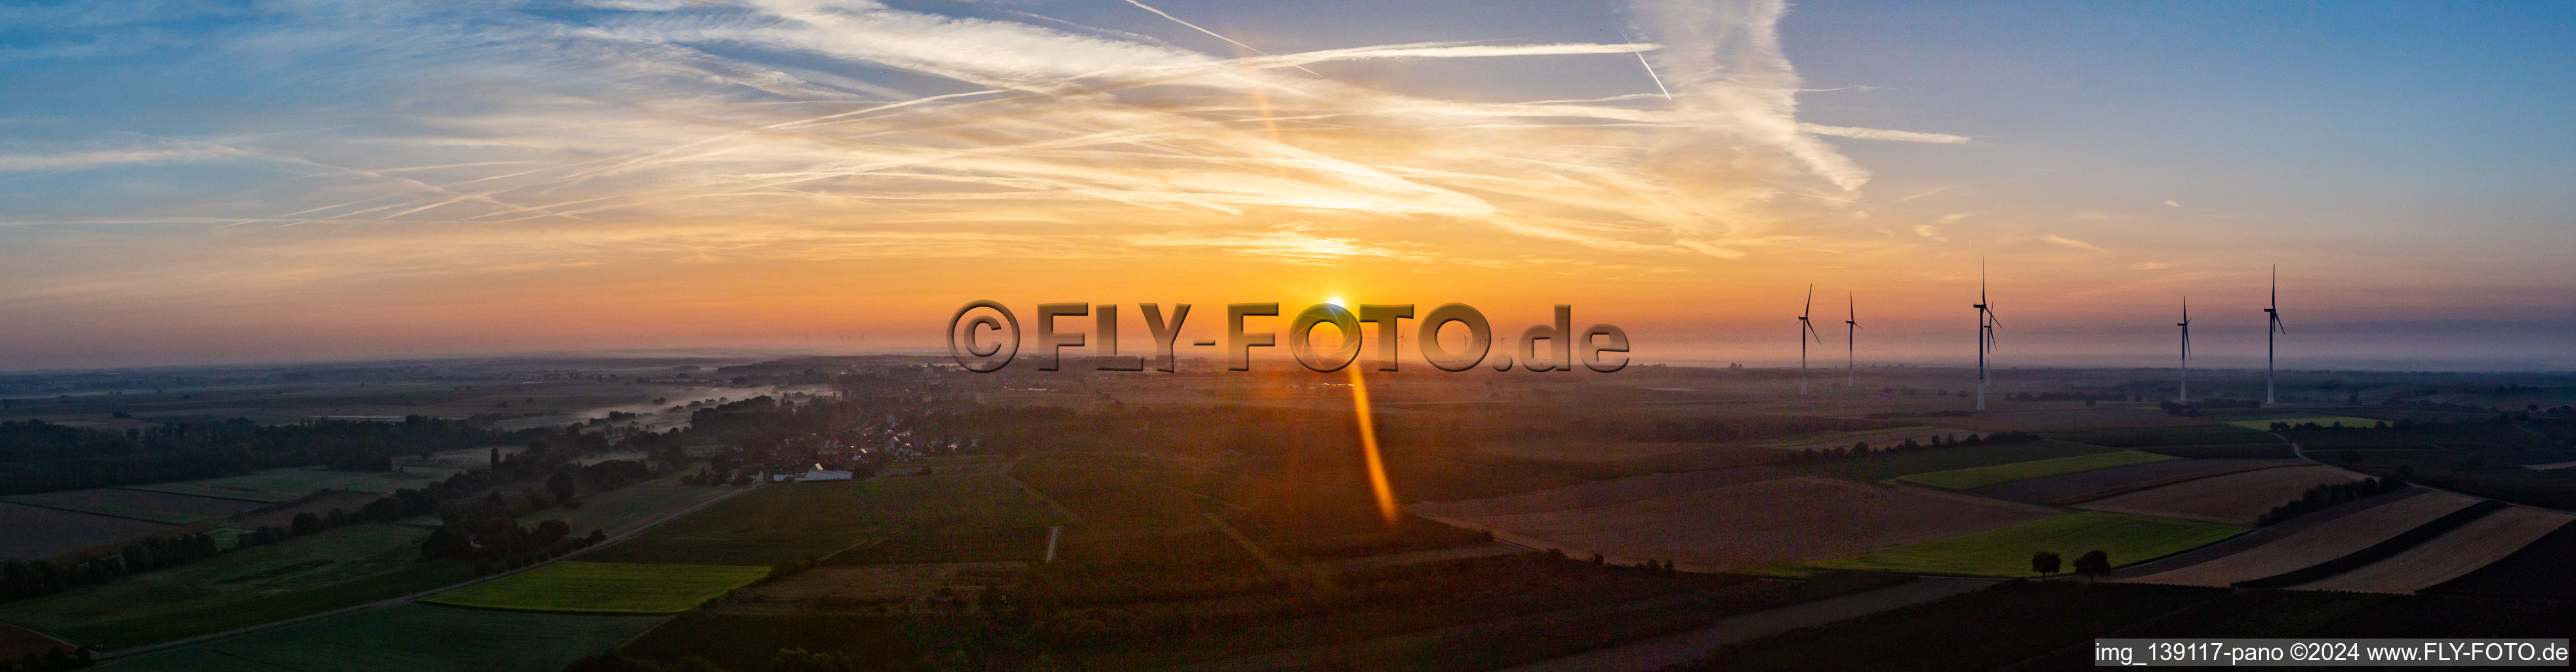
[0,416,534,495]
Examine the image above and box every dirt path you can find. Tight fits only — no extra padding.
[1495,578,1994,672]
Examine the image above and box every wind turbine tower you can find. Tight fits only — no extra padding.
[2264,266,2286,405]
[1973,263,1999,411]
[1845,293,1858,393]
[2177,297,2192,403]
[1798,285,1822,395]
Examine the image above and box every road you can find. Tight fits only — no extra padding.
[91,480,766,660]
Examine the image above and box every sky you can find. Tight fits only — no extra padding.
[0,0,2571,371]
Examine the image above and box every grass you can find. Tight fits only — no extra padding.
[1805,511,2246,578]
[422,561,770,614]
[0,523,462,648]
[586,475,1064,565]
[526,476,730,537]
[95,604,667,672]
[1792,440,2122,483]
[2226,416,2385,430]
[1891,450,2175,490]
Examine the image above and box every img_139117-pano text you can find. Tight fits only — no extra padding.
[946,301,1630,374]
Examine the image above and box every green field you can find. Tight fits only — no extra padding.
[1806,512,2246,577]
[1791,440,2122,483]
[0,523,472,650]
[120,465,466,502]
[1891,450,2176,490]
[2226,416,2386,430]
[584,475,1065,565]
[422,561,769,614]
[96,604,666,672]
[527,475,731,537]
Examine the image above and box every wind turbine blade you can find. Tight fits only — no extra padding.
[1804,284,1814,316]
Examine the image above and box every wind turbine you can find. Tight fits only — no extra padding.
[2264,266,2285,405]
[1845,293,1858,393]
[1973,262,1999,411]
[2177,297,2192,403]
[1798,285,1823,395]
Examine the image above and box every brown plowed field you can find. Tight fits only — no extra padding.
[1424,476,2058,572]
[1966,458,2306,505]
[1410,467,1786,518]
[2295,506,2575,594]
[2119,491,2478,587]
[2078,465,2367,524]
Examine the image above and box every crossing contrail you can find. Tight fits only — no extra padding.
[1122,0,1322,76]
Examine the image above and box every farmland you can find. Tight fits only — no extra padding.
[525,474,734,537]
[585,474,1063,565]
[715,562,1025,614]
[96,604,667,672]
[1805,512,2245,577]
[422,561,770,614]
[2293,506,2573,593]
[121,465,464,501]
[2227,416,2385,430]
[2077,464,2370,524]
[2425,517,2576,598]
[0,523,468,650]
[1426,476,2058,571]
[1790,440,2121,483]
[2,488,255,524]
[1410,467,1786,518]
[2119,491,2479,587]
[1963,458,2305,505]
[0,502,174,560]
[1892,450,2174,490]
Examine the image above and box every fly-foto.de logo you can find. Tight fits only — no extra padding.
[947,301,1629,374]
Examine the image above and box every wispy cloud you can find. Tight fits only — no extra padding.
[2043,234,2107,252]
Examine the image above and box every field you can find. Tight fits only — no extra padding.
[1804,511,2246,577]
[1411,467,1786,518]
[0,523,466,649]
[1425,476,2058,572]
[0,502,175,561]
[585,474,1064,565]
[526,476,735,537]
[2050,424,2280,448]
[2077,465,2370,525]
[2118,491,2478,587]
[2226,416,2386,430]
[1471,436,1734,464]
[1963,459,2304,505]
[121,465,464,501]
[826,528,1053,564]
[422,561,769,614]
[0,621,70,661]
[96,604,668,672]
[716,562,1025,614]
[1935,408,2209,432]
[2293,506,2573,593]
[1745,425,1971,451]
[1791,440,2121,483]
[1687,581,2230,672]
[2424,517,2576,598]
[2,488,256,524]
[621,613,923,672]
[1891,450,2174,490]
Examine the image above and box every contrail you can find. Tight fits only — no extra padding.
[1120,0,1322,76]
[1616,26,1671,100]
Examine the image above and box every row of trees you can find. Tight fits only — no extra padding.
[2255,476,2409,526]
[2029,550,2112,579]
[1783,431,2043,462]
[0,416,530,495]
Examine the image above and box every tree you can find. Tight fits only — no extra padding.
[2073,550,2111,581]
[2030,551,2062,576]
[546,472,577,505]
[489,446,501,470]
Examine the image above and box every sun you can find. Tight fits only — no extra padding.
[1326,295,1346,306]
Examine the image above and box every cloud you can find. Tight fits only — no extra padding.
[0,0,1960,299]
[2165,199,2182,207]
[1912,224,1947,242]
[2043,234,2106,252]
